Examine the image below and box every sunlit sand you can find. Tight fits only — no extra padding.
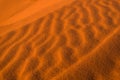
[0,0,120,80]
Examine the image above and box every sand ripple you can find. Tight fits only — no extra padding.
[0,0,120,80]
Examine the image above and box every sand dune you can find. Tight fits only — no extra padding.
[0,0,120,80]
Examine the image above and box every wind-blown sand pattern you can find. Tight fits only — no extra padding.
[0,0,120,80]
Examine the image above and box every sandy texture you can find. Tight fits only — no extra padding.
[0,0,120,80]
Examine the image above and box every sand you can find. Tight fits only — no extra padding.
[0,0,120,80]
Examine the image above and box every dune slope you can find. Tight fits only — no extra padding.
[0,0,120,80]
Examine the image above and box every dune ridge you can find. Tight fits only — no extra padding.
[0,0,74,36]
[0,0,120,80]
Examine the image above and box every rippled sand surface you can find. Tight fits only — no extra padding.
[0,0,120,80]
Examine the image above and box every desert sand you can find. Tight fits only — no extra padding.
[0,0,120,80]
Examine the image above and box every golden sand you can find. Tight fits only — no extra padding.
[0,0,120,80]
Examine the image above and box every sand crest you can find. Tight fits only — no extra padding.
[0,0,120,80]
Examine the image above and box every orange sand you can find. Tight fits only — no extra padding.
[0,0,120,80]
